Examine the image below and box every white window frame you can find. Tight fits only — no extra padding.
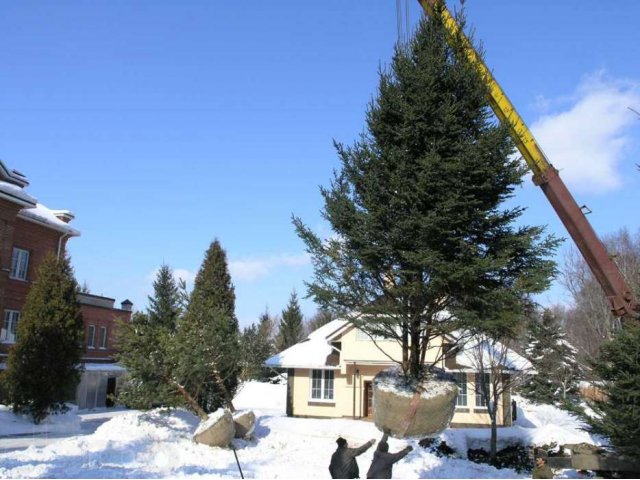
[10,248,30,281]
[454,372,467,407]
[99,326,107,349]
[87,325,96,349]
[310,369,335,402]
[475,372,491,408]
[1,310,20,343]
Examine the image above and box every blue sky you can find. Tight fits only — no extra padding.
[1,1,639,328]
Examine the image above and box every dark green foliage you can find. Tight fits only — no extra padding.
[116,265,183,409]
[177,239,240,413]
[467,445,533,473]
[277,291,304,351]
[148,264,182,331]
[590,324,640,457]
[1,254,84,424]
[520,309,583,404]
[239,310,275,381]
[294,9,558,379]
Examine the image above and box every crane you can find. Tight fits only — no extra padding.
[418,0,639,320]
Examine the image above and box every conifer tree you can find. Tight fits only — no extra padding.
[2,253,84,423]
[590,324,640,458]
[239,310,274,381]
[521,309,583,405]
[116,264,182,409]
[294,8,558,380]
[277,291,304,351]
[176,239,240,413]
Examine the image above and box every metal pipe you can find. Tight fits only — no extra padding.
[57,232,70,259]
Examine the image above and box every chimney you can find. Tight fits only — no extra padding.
[52,210,75,224]
[121,299,133,312]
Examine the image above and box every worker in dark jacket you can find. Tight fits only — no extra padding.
[366,433,413,479]
[329,436,376,479]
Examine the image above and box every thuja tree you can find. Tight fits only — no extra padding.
[294,9,558,380]
[116,265,183,409]
[2,254,84,423]
[176,239,241,413]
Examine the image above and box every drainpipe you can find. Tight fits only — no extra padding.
[57,232,70,259]
[352,362,357,418]
[359,371,362,419]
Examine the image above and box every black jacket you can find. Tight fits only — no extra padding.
[329,440,375,479]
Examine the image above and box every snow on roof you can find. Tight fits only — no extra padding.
[83,363,126,372]
[18,203,80,236]
[0,180,37,207]
[455,337,533,372]
[265,319,348,369]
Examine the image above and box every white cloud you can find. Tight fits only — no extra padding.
[229,253,310,282]
[530,72,640,193]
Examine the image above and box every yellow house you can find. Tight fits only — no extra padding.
[265,319,531,428]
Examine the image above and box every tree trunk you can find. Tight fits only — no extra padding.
[410,319,421,378]
[171,380,209,420]
[212,371,236,413]
[490,413,498,461]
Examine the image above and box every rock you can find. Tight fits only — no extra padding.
[373,367,457,438]
[233,410,256,438]
[193,410,235,448]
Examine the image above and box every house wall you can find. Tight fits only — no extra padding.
[80,303,131,362]
[289,326,511,427]
[0,216,71,359]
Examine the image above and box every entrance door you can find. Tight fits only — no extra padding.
[364,381,374,418]
[106,377,117,407]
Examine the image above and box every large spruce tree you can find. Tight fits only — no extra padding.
[277,291,304,351]
[116,264,182,409]
[176,239,240,413]
[294,9,558,380]
[2,253,84,423]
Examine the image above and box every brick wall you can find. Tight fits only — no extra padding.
[80,303,132,362]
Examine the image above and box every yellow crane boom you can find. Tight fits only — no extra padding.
[418,0,638,319]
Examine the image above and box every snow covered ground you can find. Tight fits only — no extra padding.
[0,382,605,478]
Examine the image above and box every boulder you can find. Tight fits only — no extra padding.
[233,410,256,439]
[373,367,457,438]
[193,409,235,448]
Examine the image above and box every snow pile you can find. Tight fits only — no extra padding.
[441,395,607,457]
[0,404,81,437]
[0,383,609,478]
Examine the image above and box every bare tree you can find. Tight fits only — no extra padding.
[562,228,640,360]
[465,334,532,461]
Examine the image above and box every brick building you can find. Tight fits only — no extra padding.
[0,160,132,409]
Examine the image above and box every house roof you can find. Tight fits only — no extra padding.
[454,337,533,372]
[265,318,532,373]
[265,319,348,369]
[18,203,80,236]
[0,160,80,236]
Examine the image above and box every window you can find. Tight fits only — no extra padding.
[311,369,334,401]
[99,327,107,349]
[87,325,96,348]
[475,372,490,408]
[1,310,20,343]
[454,372,467,407]
[10,248,30,281]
